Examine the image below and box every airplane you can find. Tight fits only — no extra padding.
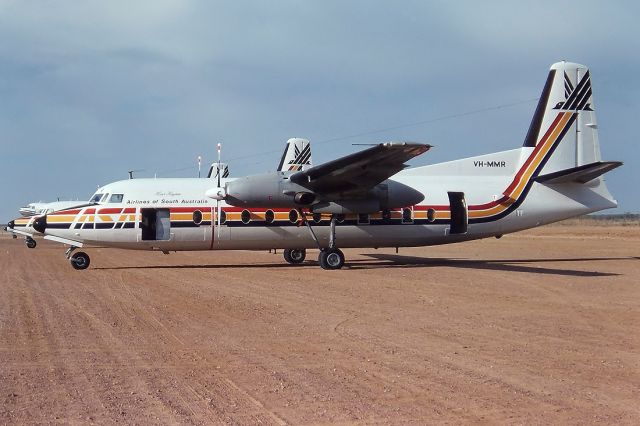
[6,157,241,248]
[19,200,84,217]
[9,200,87,248]
[6,62,621,270]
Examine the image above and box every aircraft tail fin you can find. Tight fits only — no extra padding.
[277,138,312,172]
[523,61,613,176]
[208,163,229,179]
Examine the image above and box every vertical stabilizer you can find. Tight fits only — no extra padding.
[277,138,312,172]
[207,163,229,179]
[523,62,602,175]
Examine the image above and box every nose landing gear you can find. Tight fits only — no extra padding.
[25,237,37,249]
[66,246,90,270]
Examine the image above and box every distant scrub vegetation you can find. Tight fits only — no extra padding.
[555,213,640,226]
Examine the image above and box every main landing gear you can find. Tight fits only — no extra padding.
[66,246,90,270]
[318,247,345,270]
[299,211,346,270]
[283,248,306,264]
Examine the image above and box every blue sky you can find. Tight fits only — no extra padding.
[1,1,638,221]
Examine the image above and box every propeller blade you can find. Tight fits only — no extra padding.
[216,143,222,241]
[216,200,221,240]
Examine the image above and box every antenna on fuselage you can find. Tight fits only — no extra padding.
[197,155,202,178]
[128,169,144,179]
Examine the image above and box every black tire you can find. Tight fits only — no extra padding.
[284,248,306,264]
[26,239,37,249]
[318,248,345,270]
[70,252,90,270]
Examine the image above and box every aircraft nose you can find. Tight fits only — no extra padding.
[33,215,47,233]
[7,220,14,229]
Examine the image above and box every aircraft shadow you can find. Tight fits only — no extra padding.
[95,262,299,271]
[93,255,630,277]
[350,254,627,277]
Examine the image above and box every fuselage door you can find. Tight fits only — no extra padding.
[447,192,468,235]
[141,208,171,241]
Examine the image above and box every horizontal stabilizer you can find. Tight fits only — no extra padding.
[535,161,622,184]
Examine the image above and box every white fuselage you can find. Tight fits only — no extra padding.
[28,145,617,252]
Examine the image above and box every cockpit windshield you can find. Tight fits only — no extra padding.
[109,194,124,203]
[89,193,103,203]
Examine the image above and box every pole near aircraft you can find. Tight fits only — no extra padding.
[7,62,622,270]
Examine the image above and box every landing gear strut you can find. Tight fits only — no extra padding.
[66,246,90,270]
[25,237,36,249]
[300,211,346,270]
[283,248,306,264]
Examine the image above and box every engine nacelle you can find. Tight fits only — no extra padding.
[223,172,311,207]
[373,180,425,211]
[221,172,424,212]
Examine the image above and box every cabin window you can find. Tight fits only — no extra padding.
[241,209,251,224]
[288,209,299,223]
[427,208,436,222]
[402,208,413,223]
[265,210,275,224]
[109,194,124,203]
[193,210,203,225]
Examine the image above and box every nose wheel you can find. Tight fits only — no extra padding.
[70,252,91,270]
[25,237,37,249]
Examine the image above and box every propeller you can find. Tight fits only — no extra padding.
[216,144,221,239]
[208,143,227,240]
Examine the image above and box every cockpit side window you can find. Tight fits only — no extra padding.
[90,193,103,203]
[100,193,110,203]
[109,194,124,203]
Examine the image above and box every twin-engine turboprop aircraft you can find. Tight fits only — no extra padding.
[7,62,621,270]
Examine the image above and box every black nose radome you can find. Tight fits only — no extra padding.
[7,220,14,229]
[33,216,47,233]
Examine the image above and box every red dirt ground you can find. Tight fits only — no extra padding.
[1,225,639,424]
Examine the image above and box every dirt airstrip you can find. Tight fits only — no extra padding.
[1,225,639,424]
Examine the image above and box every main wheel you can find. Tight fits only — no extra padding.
[26,238,37,249]
[284,248,306,264]
[70,252,90,270]
[318,248,345,270]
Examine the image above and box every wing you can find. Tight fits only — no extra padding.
[290,142,431,195]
